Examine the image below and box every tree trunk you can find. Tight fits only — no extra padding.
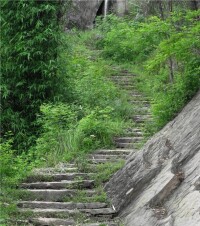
[189,0,199,10]
[169,58,174,84]
[158,0,164,19]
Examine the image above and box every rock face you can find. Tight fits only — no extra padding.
[67,0,127,29]
[105,91,200,226]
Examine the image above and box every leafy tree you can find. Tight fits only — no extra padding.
[1,0,68,150]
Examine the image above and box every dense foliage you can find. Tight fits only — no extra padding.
[95,9,200,131]
[1,0,68,150]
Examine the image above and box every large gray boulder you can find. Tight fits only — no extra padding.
[66,0,127,29]
[105,91,200,226]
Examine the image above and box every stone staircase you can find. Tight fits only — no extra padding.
[16,152,129,226]
[111,69,152,149]
[15,69,152,226]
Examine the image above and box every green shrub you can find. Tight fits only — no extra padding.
[101,16,168,62]
[0,138,32,188]
[0,137,34,220]
[77,107,124,151]
[144,10,200,129]
[34,103,81,165]
[34,104,124,165]
[75,61,119,108]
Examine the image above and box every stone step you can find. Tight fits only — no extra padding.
[29,218,75,226]
[20,207,116,218]
[29,218,118,226]
[129,93,149,98]
[133,109,151,115]
[130,115,153,123]
[20,180,95,189]
[115,142,140,149]
[114,137,143,143]
[25,173,94,182]
[83,223,118,226]
[18,201,107,209]
[111,74,133,78]
[111,75,134,79]
[126,90,142,95]
[128,97,150,102]
[125,131,143,137]
[88,154,127,160]
[130,94,143,97]
[124,128,143,135]
[127,128,143,132]
[81,207,116,216]
[114,82,134,87]
[22,189,97,201]
[121,85,136,90]
[113,81,134,86]
[94,149,132,155]
[127,97,149,104]
[130,100,150,105]
[33,166,78,174]
[122,132,143,137]
[111,77,133,82]
[88,158,122,164]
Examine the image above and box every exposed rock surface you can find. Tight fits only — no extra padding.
[105,91,200,226]
[66,0,127,29]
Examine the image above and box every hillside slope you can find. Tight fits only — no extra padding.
[105,90,200,226]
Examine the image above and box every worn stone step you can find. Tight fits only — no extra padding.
[114,81,134,87]
[29,218,75,226]
[111,75,134,79]
[20,207,116,218]
[130,94,143,97]
[25,173,94,182]
[133,109,151,115]
[127,128,143,132]
[18,201,107,209]
[88,154,127,160]
[29,218,119,226]
[111,77,133,82]
[22,189,97,201]
[94,149,132,155]
[130,115,153,123]
[124,128,143,135]
[112,75,134,79]
[114,82,134,87]
[20,180,95,189]
[128,94,149,101]
[119,69,135,74]
[124,131,143,137]
[130,100,150,105]
[88,158,122,164]
[126,90,142,95]
[122,132,143,137]
[120,85,136,90]
[115,142,139,149]
[114,137,143,143]
[33,166,78,174]
[83,223,118,226]
[80,208,116,216]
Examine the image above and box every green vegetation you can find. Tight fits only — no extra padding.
[94,9,200,133]
[1,0,69,151]
[1,0,199,222]
[91,160,125,186]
